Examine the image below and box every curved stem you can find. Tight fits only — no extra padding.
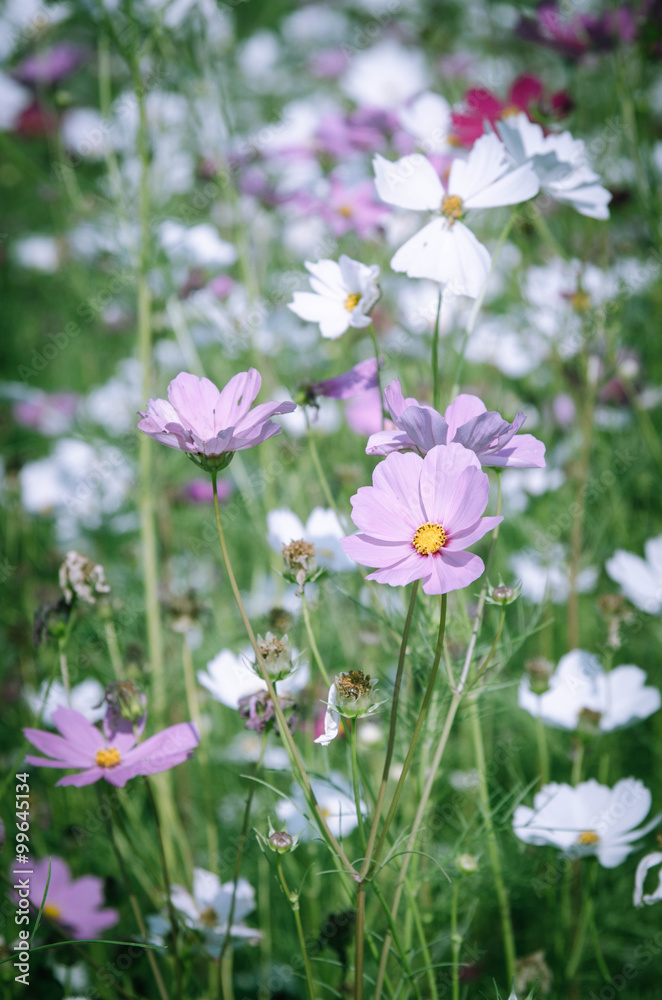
[211,473,357,877]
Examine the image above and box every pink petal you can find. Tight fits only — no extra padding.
[418,445,484,527]
[446,515,503,550]
[232,398,296,435]
[397,405,448,454]
[509,74,543,110]
[23,728,94,766]
[341,533,415,568]
[365,428,413,455]
[168,372,224,440]
[350,486,417,538]
[423,550,485,595]
[372,451,425,515]
[121,722,199,770]
[444,394,486,441]
[383,379,421,421]
[52,707,105,755]
[56,767,105,787]
[487,434,546,469]
[366,550,429,588]
[216,369,262,426]
[25,754,87,769]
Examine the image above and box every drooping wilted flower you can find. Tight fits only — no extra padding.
[137,370,296,472]
[59,550,110,605]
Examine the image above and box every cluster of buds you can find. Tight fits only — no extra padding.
[524,657,554,695]
[281,539,323,596]
[238,690,298,736]
[59,550,111,605]
[256,819,300,856]
[485,579,521,607]
[103,680,146,738]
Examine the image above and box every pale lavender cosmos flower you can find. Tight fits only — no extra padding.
[320,176,388,238]
[366,381,545,469]
[305,358,380,403]
[24,707,199,787]
[341,443,502,595]
[21,857,118,939]
[138,370,296,471]
[14,45,85,86]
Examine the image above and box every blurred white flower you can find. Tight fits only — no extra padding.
[267,507,354,572]
[25,679,106,726]
[518,650,660,731]
[170,868,259,956]
[276,773,366,839]
[374,135,539,298]
[0,72,31,129]
[158,221,237,268]
[633,852,662,906]
[606,535,662,615]
[13,235,60,273]
[288,256,380,340]
[61,108,110,160]
[341,41,429,110]
[398,91,451,154]
[82,358,142,435]
[513,778,662,868]
[510,545,597,604]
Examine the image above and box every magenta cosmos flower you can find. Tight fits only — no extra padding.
[138,370,296,471]
[340,444,502,595]
[366,380,545,469]
[18,857,118,939]
[24,707,199,787]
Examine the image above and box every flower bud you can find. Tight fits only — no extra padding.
[457,853,479,875]
[524,657,553,695]
[256,632,298,682]
[335,670,381,718]
[281,539,320,595]
[486,580,521,607]
[256,820,300,855]
[105,680,146,725]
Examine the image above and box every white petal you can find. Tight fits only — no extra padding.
[373,153,442,211]
[391,218,490,298]
[464,161,540,209]
[634,852,662,906]
[315,684,341,746]
[267,509,306,550]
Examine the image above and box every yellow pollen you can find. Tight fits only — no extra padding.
[43,902,62,920]
[344,292,361,311]
[338,204,353,217]
[570,290,591,312]
[441,194,464,225]
[577,830,600,846]
[448,134,462,147]
[95,747,121,768]
[412,522,447,556]
[500,104,520,118]
[321,807,331,818]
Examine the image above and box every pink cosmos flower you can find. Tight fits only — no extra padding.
[24,706,199,787]
[138,370,296,471]
[516,3,636,59]
[17,857,118,939]
[14,45,85,86]
[320,177,389,238]
[306,358,380,402]
[450,74,569,146]
[366,380,545,469]
[340,444,502,595]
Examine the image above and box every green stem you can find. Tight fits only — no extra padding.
[349,720,367,853]
[468,697,516,980]
[211,473,357,877]
[301,591,331,687]
[536,716,550,786]
[144,778,183,1000]
[368,322,384,428]
[432,290,443,409]
[451,880,461,1000]
[100,789,170,1000]
[276,856,316,1000]
[181,633,219,870]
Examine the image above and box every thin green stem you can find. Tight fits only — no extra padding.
[211,473,357,877]
[432,289,443,409]
[451,880,461,1000]
[276,857,316,1000]
[301,591,331,687]
[368,322,384,428]
[144,778,183,1000]
[536,716,550,786]
[181,633,219,870]
[349,720,367,853]
[468,697,516,980]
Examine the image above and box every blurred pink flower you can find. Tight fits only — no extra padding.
[345,388,385,437]
[14,45,85,86]
[366,380,545,469]
[306,358,380,402]
[516,3,636,59]
[138,370,296,470]
[450,74,566,146]
[18,857,118,939]
[320,176,388,238]
[24,706,199,787]
[13,392,77,435]
[341,443,502,595]
[181,477,233,504]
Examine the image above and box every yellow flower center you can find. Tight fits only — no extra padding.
[43,902,62,920]
[338,204,353,218]
[199,906,218,927]
[500,104,520,118]
[412,522,447,555]
[95,747,121,768]
[442,194,464,225]
[344,292,361,311]
[577,830,600,846]
[570,290,591,312]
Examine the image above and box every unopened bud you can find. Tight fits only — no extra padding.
[525,657,554,694]
[282,539,318,595]
[486,580,521,607]
[269,831,294,853]
[457,853,479,875]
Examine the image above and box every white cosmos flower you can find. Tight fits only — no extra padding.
[634,852,662,906]
[288,256,380,340]
[198,648,309,709]
[373,134,539,298]
[518,650,661,731]
[267,507,355,572]
[276,773,366,839]
[495,112,611,220]
[340,41,429,110]
[25,679,106,726]
[513,778,662,868]
[169,868,259,956]
[606,535,662,615]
